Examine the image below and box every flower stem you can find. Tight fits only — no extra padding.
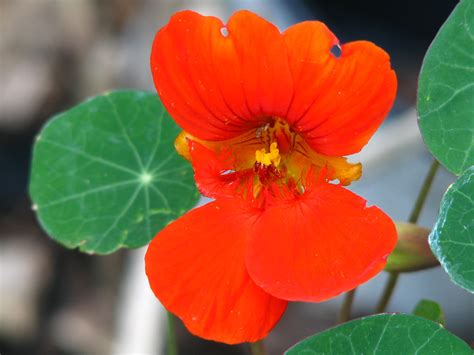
[338,288,356,323]
[375,272,399,313]
[167,312,178,355]
[249,340,267,355]
[408,159,440,224]
[376,159,440,313]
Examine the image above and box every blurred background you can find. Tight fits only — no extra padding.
[1,0,472,354]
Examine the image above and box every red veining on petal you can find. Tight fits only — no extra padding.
[147,9,399,342]
[178,118,362,203]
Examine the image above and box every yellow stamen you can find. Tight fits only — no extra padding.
[255,142,281,167]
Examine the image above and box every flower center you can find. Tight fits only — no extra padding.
[256,119,294,155]
[255,142,281,167]
[252,119,294,186]
[173,116,363,198]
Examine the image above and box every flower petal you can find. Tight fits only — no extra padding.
[284,22,397,156]
[145,199,287,344]
[245,182,397,302]
[151,10,293,141]
[187,139,254,199]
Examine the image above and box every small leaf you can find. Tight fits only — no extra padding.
[429,167,474,293]
[285,314,471,355]
[417,0,474,175]
[29,90,199,254]
[385,222,438,272]
[413,299,445,326]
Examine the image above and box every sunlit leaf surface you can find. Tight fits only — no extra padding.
[429,167,474,293]
[30,90,199,254]
[418,0,474,175]
[286,314,471,355]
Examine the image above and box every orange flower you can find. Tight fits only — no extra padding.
[145,10,398,344]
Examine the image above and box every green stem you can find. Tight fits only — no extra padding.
[408,159,440,223]
[376,159,440,313]
[249,340,267,355]
[338,288,356,323]
[376,272,399,313]
[167,312,178,355]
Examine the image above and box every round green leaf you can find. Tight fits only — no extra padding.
[285,314,471,355]
[29,90,199,254]
[429,167,474,293]
[417,0,474,175]
[385,222,439,273]
[413,299,445,326]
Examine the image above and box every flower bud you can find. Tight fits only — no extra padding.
[385,222,439,272]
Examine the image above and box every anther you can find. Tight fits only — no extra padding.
[255,142,281,167]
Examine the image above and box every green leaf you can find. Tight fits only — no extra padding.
[429,167,474,293]
[413,299,445,326]
[29,90,199,254]
[417,0,474,175]
[385,222,439,272]
[285,314,471,355]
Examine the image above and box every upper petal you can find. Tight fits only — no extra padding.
[151,10,294,141]
[145,199,287,344]
[284,22,397,156]
[245,181,397,302]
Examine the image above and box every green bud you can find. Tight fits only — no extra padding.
[385,222,439,272]
[413,299,445,326]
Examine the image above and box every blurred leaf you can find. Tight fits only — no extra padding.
[429,167,474,293]
[285,314,471,355]
[413,299,445,326]
[29,90,199,254]
[417,0,474,175]
[385,222,438,272]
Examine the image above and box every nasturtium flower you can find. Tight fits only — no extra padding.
[145,10,398,344]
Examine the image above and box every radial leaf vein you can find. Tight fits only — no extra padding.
[105,95,145,171]
[40,138,139,176]
[39,179,138,208]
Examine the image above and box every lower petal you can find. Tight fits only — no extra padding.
[187,140,254,199]
[145,199,287,344]
[245,182,397,302]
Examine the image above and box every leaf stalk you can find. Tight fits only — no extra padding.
[376,159,440,313]
[167,312,178,355]
[249,340,268,355]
